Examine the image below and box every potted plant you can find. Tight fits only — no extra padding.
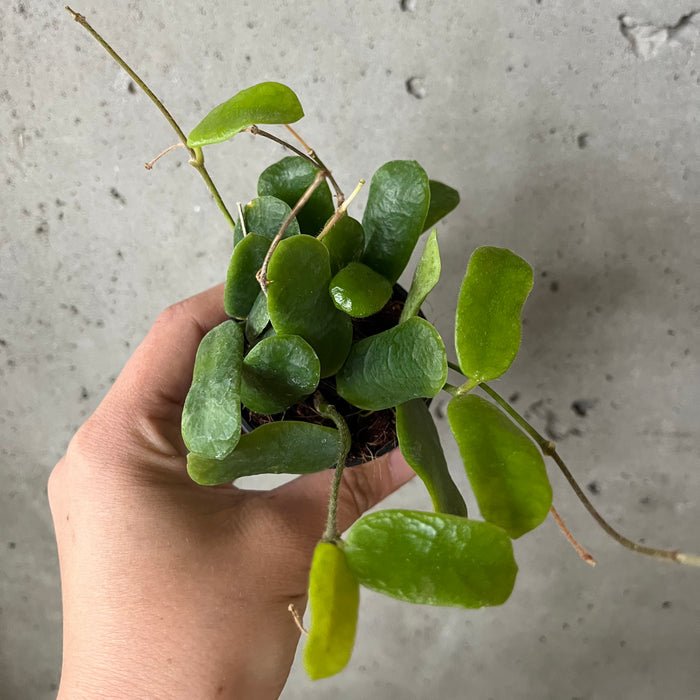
[67,6,700,682]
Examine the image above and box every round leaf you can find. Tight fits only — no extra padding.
[329,262,393,318]
[224,233,269,319]
[422,180,460,232]
[258,156,334,236]
[241,334,320,414]
[267,235,353,377]
[320,216,365,275]
[181,320,243,459]
[187,82,304,148]
[447,393,552,539]
[399,229,441,323]
[335,316,447,411]
[233,196,301,247]
[187,421,338,485]
[304,542,359,680]
[344,510,517,608]
[455,246,533,382]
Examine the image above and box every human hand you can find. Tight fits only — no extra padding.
[48,284,414,700]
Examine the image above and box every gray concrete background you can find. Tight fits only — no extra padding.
[1,1,699,698]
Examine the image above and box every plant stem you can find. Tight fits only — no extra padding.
[317,179,366,240]
[313,393,351,543]
[66,6,236,232]
[443,382,460,397]
[550,505,596,566]
[256,170,327,294]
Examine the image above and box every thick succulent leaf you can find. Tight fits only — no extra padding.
[233,196,301,247]
[187,82,304,148]
[304,542,359,680]
[361,161,431,284]
[447,393,552,539]
[423,180,460,232]
[335,316,447,410]
[329,262,393,318]
[224,233,269,319]
[187,421,338,485]
[241,334,320,414]
[258,156,334,236]
[181,320,243,459]
[245,290,270,344]
[267,235,353,377]
[455,246,533,383]
[321,216,365,275]
[396,399,467,517]
[344,510,517,608]
[399,229,441,323]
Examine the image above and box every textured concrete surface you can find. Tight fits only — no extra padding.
[2,1,700,698]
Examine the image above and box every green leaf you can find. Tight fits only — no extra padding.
[267,235,353,377]
[187,82,304,148]
[396,399,467,517]
[344,510,517,608]
[241,334,320,414]
[304,542,359,680]
[320,215,365,275]
[233,196,301,247]
[224,233,269,319]
[455,246,533,382]
[187,421,338,485]
[447,393,552,539]
[335,317,447,411]
[245,290,270,344]
[423,180,460,232]
[258,156,334,236]
[361,161,431,284]
[181,320,243,459]
[399,229,441,323]
[329,262,393,318]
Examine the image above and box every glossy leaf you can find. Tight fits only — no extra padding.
[181,320,243,459]
[344,510,517,608]
[304,542,359,680]
[423,180,460,232]
[399,229,441,323]
[241,334,320,414]
[321,216,365,275]
[396,399,467,517]
[361,161,430,284]
[187,421,338,485]
[336,316,447,410]
[245,290,270,344]
[258,156,334,236]
[224,233,269,319]
[329,262,393,318]
[267,235,353,377]
[233,196,301,247]
[447,393,552,539]
[455,246,533,382]
[187,82,303,148]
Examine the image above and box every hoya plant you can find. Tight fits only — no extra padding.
[68,7,699,682]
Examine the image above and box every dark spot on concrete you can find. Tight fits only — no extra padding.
[110,187,126,205]
[8,542,16,549]
[549,280,559,292]
[55,198,66,207]
[540,270,548,277]
[571,399,597,417]
[36,221,49,237]
[127,81,136,94]
[619,640,626,647]
[16,3,27,16]
[406,77,426,99]
[245,54,251,62]
[506,64,514,72]
[0,339,6,347]
[577,132,589,149]
[562,622,570,630]
[639,495,651,505]
[400,0,416,10]
[667,329,675,336]
[70,304,79,315]
[116,249,124,259]
[587,480,600,495]
[96,319,104,328]
[80,387,89,401]
[246,21,255,29]
[605,373,614,382]
[508,392,520,403]
[662,600,672,609]
[50,683,58,691]
[539,634,547,643]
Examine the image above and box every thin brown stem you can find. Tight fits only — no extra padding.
[144,142,185,170]
[284,124,312,153]
[317,179,365,240]
[550,506,596,566]
[246,125,321,168]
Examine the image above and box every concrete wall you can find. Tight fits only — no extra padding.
[1,1,699,698]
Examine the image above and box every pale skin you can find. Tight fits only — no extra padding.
[48,283,415,700]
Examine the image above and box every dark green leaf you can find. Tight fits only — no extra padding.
[267,235,353,377]
[396,399,467,517]
[245,290,270,344]
[361,161,430,284]
[455,246,533,382]
[187,82,304,148]
[258,156,334,236]
[336,317,447,410]
[447,393,552,539]
[399,229,441,323]
[181,320,243,459]
[224,233,268,319]
[329,262,393,318]
[233,196,301,247]
[304,542,359,680]
[344,510,517,608]
[187,421,338,485]
[241,334,320,414]
[320,215,365,275]
[423,180,460,232]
